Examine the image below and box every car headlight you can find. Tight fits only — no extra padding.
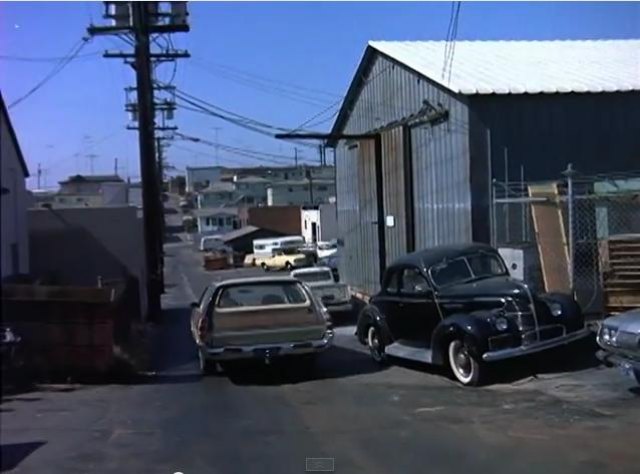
[600,325,618,345]
[549,302,563,317]
[494,316,509,331]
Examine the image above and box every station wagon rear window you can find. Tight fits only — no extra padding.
[216,283,308,308]
[295,270,333,283]
[430,253,507,288]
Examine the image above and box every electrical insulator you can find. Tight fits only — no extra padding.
[106,2,131,27]
[170,2,188,26]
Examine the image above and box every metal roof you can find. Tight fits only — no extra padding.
[369,39,640,95]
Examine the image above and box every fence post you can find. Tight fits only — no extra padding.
[563,163,576,295]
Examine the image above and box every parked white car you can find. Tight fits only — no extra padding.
[199,235,229,252]
[316,241,338,259]
[291,267,352,314]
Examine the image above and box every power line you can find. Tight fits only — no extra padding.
[0,51,102,62]
[8,37,92,109]
[175,131,298,165]
[192,59,341,99]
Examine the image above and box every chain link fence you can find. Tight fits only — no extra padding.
[492,167,640,317]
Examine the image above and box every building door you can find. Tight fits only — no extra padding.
[311,222,318,243]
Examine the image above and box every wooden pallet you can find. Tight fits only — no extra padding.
[602,234,640,313]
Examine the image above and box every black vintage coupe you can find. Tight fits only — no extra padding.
[356,243,590,386]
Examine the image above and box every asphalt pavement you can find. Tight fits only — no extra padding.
[2,232,639,474]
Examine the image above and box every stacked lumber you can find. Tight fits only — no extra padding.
[603,234,640,313]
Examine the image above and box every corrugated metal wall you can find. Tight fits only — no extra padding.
[336,141,380,295]
[381,127,407,264]
[335,52,473,294]
[411,119,473,249]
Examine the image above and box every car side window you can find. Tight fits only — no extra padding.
[385,271,400,294]
[400,268,430,295]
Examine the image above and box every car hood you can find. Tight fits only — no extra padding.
[437,276,529,299]
[603,310,640,333]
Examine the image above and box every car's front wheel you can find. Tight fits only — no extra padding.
[261,262,269,272]
[634,369,640,385]
[367,325,387,364]
[285,261,293,271]
[447,339,484,386]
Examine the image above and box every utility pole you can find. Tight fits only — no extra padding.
[306,167,314,205]
[294,147,298,167]
[88,2,190,319]
[37,163,42,189]
[114,157,119,176]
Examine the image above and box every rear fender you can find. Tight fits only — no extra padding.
[356,304,392,346]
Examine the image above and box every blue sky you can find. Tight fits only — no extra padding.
[1,1,638,188]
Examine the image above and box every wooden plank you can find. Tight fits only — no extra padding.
[528,183,571,293]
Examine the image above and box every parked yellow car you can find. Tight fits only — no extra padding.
[258,248,312,271]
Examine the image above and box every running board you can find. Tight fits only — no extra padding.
[385,342,433,364]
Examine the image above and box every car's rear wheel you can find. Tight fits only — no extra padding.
[448,339,483,386]
[198,350,218,376]
[367,325,387,364]
[261,262,269,272]
[634,369,640,385]
[285,261,293,271]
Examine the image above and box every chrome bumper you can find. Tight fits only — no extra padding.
[482,327,591,362]
[597,350,640,371]
[200,330,334,361]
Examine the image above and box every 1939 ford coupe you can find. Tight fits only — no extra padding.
[356,243,590,386]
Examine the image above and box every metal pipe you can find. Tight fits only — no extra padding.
[563,163,576,295]
[486,129,493,246]
[520,164,526,242]
[504,147,510,243]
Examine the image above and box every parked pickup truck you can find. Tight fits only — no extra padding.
[254,248,313,271]
[191,276,333,373]
[597,308,640,385]
[291,267,352,314]
[356,243,590,386]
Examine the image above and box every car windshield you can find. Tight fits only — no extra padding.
[295,270,333,283]
[217,283,308,308]
[430,253,506,288]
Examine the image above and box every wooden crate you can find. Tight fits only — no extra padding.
[1,284,119,374]
[602,234,640,313]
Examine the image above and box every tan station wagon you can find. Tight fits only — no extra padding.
[191,276,334,373]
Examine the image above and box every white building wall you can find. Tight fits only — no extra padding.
[1,107,29,278]
[301,209,320,243]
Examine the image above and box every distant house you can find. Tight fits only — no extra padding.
[233,176,270,206]
[186,166,223,193]
[267,179,336,206]
[54,174,128,208]
[193,207,243,234]
[197,181,237,208]
[0,92,30,278]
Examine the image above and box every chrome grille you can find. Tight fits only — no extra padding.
[504,298,536,331]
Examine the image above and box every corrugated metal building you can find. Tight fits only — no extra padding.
[329,39,640,295]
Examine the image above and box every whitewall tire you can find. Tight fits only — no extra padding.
[448,339,483,386]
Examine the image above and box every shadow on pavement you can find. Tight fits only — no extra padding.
[0,441,46,472]
[223,345,387,386]
[489,337,602,385]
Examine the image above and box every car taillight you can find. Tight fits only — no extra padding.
[197,317,208,339]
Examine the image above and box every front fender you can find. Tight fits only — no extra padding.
[355,304,393,346]
[431,312,497,365]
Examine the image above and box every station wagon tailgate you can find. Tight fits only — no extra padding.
[211,304,326,347]
[309,283,349,304]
